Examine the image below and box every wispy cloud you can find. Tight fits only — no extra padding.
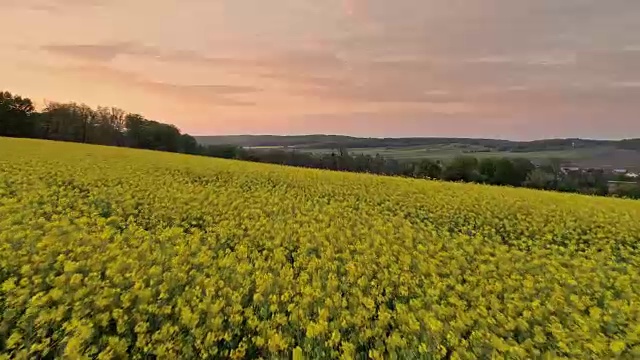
[2,0,107,12]
[38,63,261,107]
[3,0,640,138]
[42,42,173,62]
[610,82,640,88]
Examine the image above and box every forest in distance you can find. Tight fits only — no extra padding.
[197,135,640,171]
[2,89,640,199]
[196,134,640,153]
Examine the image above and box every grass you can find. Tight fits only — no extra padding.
[291,144,613,163]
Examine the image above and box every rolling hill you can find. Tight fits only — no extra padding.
[2,137,640,358]
[196,135,640,169]
[195,135,640,151]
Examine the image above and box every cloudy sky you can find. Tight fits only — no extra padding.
[1,0,639,139]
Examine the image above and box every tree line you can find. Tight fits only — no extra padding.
[197,135,640,152]
[231,147,639,198]
[2,90,639,199]
[1,90,240,158]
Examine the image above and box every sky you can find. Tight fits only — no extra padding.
[1,0,640,139]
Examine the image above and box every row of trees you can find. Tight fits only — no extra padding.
[233,147,638,198]
[2,90,639,199]
[198,135,640,151]
[0,91,244,158]
[1,91,195,152]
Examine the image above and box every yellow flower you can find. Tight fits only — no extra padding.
[267,332,286,353]
[3,137,640,359]
[610,340,626,354]
[292,346,304,360]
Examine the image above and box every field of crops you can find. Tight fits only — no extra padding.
[2,137,640,359]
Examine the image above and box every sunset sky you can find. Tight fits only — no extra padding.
[1,0,639,139]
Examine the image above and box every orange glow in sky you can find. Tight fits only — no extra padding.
[1,0,639,139]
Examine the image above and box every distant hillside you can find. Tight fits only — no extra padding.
[195,135,640,170]
[195,135,363,148]
[196,135,640,152]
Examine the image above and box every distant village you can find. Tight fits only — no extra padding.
[560,165,640,193]
[561,166,639,178]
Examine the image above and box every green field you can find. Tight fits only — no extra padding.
[262,144,639,169]
[196,135,640,170]
[2,137,640,358]
[298,144,599,161]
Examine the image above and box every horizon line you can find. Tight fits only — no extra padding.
[191,134,639,142]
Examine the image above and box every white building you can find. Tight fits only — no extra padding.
[561,166,581,174]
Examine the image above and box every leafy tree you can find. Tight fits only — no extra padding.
[124,114,148,148]
[352,154,373,173]
[443,156,480,182]
[564,169,608,196]
[179,134,200,155]
[524,168,556,189]
[479,158,498,183]
[151,123,181,152]
[203,145,241,159]
[93,106,126,145]
[546,158,564,186]
[336,148,353,171]
[511,158,536,185]
[383,158,402,175]
[413,159,443,179]
[39,102,87,142]
[614,183,640,199]
[487,158,511,185]
[0,91,36,137]
[123,114,181,152]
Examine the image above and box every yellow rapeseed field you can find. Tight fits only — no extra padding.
[2,137,640,359]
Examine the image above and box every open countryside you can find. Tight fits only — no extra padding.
[3,0,640,357]
[197,135,640,170]
[2,137,640,358]
[303,145,640,169]
[3,89,639,199]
